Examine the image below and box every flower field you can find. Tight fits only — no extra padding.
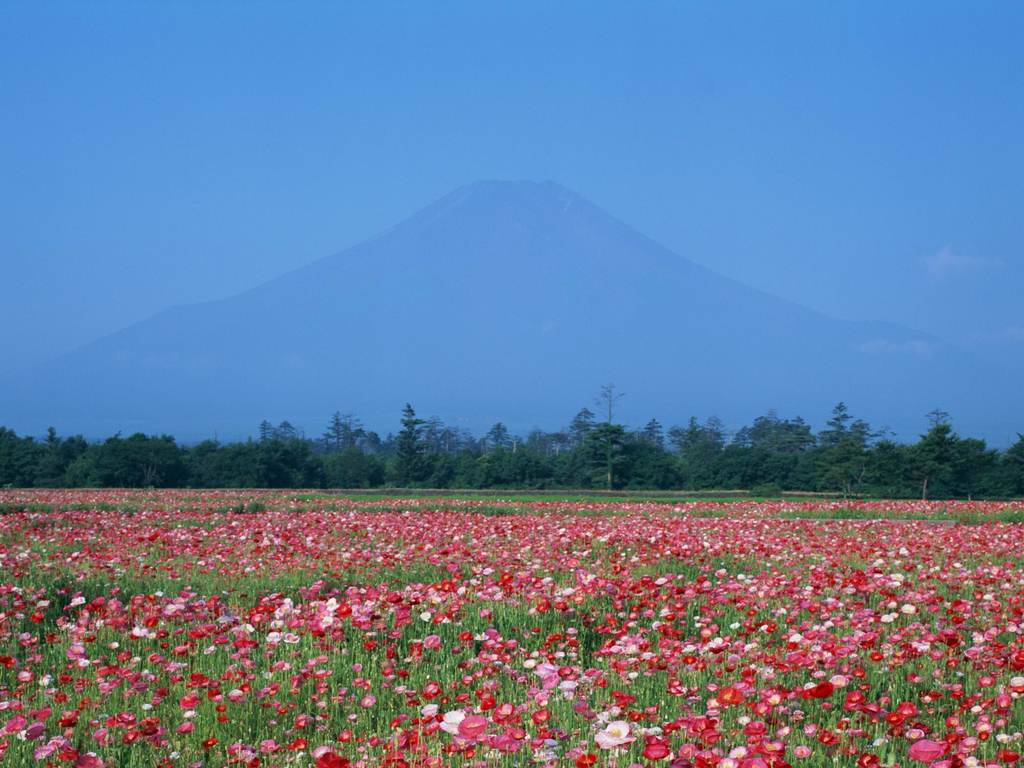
[2,492,1024,768]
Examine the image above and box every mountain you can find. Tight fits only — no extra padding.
[3,180,1019,442]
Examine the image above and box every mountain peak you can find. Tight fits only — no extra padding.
[462,178,577,198]
[403,179,595,237]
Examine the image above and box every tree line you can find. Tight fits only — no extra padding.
[2,396,1022,498]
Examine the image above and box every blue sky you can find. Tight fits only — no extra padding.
[2,1,1022,375]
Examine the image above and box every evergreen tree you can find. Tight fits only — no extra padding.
[582,423,627,489]
[569,408,596,447]
[816,404,876,496]
[34,427,73,487]
[951,437,999,499]
[865,439,908,496]
[394,404,427,485]
[912,418,958,499]
[735,411,815,452]
[87,433,187,487]
[817,436,868,498]
[360,430,383,454]
[275,420,299,441]
[819,402,852,448]
[485,422,511,451]
[322,412,363,452]
[641,418,664,448]
[669,417,726,489]
[423,417,445,452]
[323,447,386,488]
[1005,434,1024,496]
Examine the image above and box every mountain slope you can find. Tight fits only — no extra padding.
[4,180,1017,441]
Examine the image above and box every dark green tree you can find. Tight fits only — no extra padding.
[85,433,187,487]
[818,436,868,498]
[734,411,815,453]
[275,420,299,441]
[1004,434,1024,496]
[31,428,87,487]
[393,404,428,485]
[816,404,875,497]
[485,422,511,451]
[818,402,852,448]
[254,437,321,487]
[950,437,1000,499]
[911,416,958,499]
[323,447,385,488]
[322,412,363,452]
[641,418,664,448]
[569,408,596,447]
[582,423,627,489]
[669,417,726,489]
[0,428,44,487]
[864,439,909,496]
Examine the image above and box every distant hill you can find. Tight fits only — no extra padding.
[4,180,1018,442]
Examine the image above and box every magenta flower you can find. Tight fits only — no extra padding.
[909,739,947,764]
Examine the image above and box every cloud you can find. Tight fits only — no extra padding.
[994,326,1024,344]
[860,339,935,359]
[963,326,1024,346]
[925,245,996,280]
[1004,327,1024,342]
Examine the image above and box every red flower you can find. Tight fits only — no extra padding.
[643,736,672,760]
[316,752,350,768]
[718,686,744,706]
[806,681,835,699]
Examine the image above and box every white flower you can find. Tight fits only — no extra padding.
[595,720,635,749]
[440,710,465,735]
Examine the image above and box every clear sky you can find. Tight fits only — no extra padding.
[2,1,1022,374]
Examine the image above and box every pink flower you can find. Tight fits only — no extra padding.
[458,715,489,740]
[3,715,26,735]
[909,739,947,764]
[595,721,635,750]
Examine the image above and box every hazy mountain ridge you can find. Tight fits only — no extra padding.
[4,180,1017,443]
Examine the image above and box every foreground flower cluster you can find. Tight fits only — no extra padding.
[1,491,1023,768]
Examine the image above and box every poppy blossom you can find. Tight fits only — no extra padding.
[2,491,1024,767]
[908,739,946,764]
[315,752,350,768]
